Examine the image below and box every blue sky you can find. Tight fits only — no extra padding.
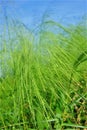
[0,0,87,28]
[14,0,86,27]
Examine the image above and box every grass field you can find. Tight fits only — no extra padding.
[0,17,87,130]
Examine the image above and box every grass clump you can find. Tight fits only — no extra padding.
[0,17,87,130]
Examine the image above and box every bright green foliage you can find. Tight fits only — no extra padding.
[0,18,87,129]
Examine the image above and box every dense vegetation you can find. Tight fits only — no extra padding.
[0,17,87,130]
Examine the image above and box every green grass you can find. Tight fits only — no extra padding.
[0,18,87,130]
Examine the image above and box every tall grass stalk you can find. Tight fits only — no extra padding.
[0,16,87,129]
